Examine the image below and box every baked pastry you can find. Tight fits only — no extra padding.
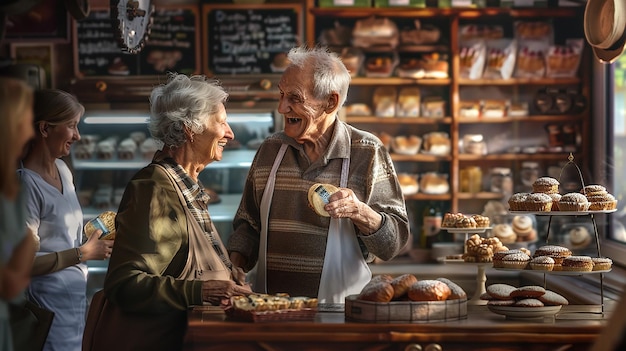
[442,213,464,228]
[96,140,116,160]
[117,138,137,160]
[308,183,339,217]
[391,135,422,155]
[487,298,516,306]
[548,193,562,211]
[534,245,572,261]
[510,285,546,299]
[397,174,419,195]
[587,193,618,211]
[581,185,607,197]
[84,211,116,240]
[532,177,560,194]
[514,298,544,307]
[524,193,553,212]
[408,280,451,301]
[436,277,467,300]
[561,255,593,272]
[486,283,516,300]
[568,226,592,248]
[472,214,490,228]
[511,215,535,242]
[529,256,555,271]
[390,274,418,299]
[358,281,394,302]
[492,224,516,244]
[370,274,394,284]
[419,172,449,195]
[455,216,477,228]
[493,249,522,268]
[538,290,569,306]
[508,192,529,211]
[558,192,590,212]
[501,252,531,270]
[591,257,613,271]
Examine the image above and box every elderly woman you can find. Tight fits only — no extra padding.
[86,73,251,351]
[19,88,113,351]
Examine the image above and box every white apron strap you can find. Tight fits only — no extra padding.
[255,143,288,293]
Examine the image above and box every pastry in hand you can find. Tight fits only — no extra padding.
[308,183,339,217]
[84,211,116,240]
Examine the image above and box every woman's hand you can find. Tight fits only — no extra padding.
[80,229,114,261]
[201,280,252,306]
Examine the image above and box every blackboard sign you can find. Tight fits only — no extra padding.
[73,5,200,78]
[202,4,302,75]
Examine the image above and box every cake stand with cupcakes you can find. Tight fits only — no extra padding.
[505,154,616,315]
[440,213,493,305]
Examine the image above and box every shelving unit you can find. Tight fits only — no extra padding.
[305,1,591,219]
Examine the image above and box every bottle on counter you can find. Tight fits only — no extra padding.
[420,201,442,249]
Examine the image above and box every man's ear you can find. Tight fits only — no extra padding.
[325,92,340,113]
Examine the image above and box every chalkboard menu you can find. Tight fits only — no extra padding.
[73,5,200,77]
[202,4,302,75]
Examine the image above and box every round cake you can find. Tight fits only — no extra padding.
[568,226,592,248]
[511,215,534,240]
[558,192,590,212]
[533,245,572,269]
[591,257,613,271]
[529,256,555,271]
[501,252,531,270]
[524,193,553,212]
[532,176,560,194]
[561,255,593,272]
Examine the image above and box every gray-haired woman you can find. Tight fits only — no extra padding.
[85,73,251,351]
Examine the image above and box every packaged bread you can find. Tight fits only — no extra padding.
[308,184,339,217]
[459,40,486,80]
[482,39,517,80]
[399,20,441,46]
[372,86,397,117]
[84,211,116,240]
[396,87,421,117]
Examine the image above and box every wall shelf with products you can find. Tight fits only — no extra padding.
[306,1,591,222]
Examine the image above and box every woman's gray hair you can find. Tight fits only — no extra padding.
[286,46,351,109]
[148,73,228,148]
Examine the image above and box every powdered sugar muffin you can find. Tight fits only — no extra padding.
[591,257,613,271]
[587,193,618,211]
[580,184,607,197]
[501,252,531,270]
[508,193,529,211]
[529,256,555,271]
[548,193,562,211]
[524,193,553,212]
[532,176,560,194]
[558,192,590,212]
[561,255,593,272]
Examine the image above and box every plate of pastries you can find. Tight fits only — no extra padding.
[483,284,568,320]
[508,177,617,214]
[225,294,318,322]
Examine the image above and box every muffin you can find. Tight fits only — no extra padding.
[561,255,594,272]
[558,192,590,212]
[587,193,618,211]
[501,252,531,270]
[591,257,613,271]
[534,245,572,269]
[493,249,522,268]
[508,192,529,211]
[492,224,516,244]
[524,193,553,212]
[580,184,607,197]
[529,256,555,271]
[532,176,560,194]
[548,193,562,211]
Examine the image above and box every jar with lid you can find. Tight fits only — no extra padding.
[520,162,540,189]
[460,166,482,193]
[490,167,513,195]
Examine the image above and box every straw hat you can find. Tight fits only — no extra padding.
[584,0,626,63]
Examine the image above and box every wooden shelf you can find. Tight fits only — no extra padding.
[345,116,452,124]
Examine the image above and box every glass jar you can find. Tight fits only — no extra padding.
[520,162,540,188]
[460,166,482,193]
[490,167,513,195]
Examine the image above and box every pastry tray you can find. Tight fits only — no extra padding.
[509,210,616,216]
[224,307,317,323]
[441,227,491,234]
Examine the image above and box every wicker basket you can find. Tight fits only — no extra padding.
[345,295,467,323]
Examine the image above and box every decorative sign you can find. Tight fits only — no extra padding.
[73,5,200,78]
[202,4,302,75]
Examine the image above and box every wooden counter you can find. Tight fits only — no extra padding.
[184,305,607,351]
